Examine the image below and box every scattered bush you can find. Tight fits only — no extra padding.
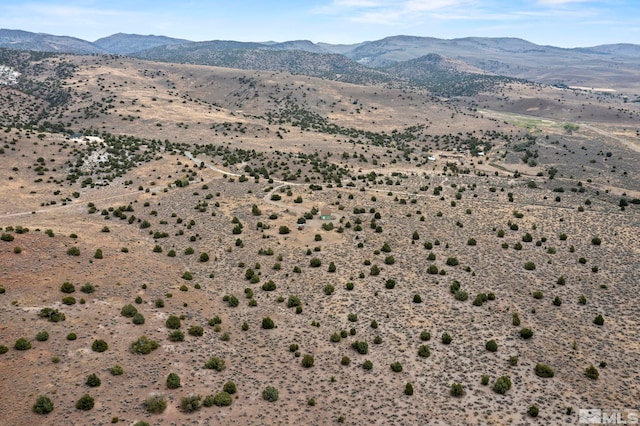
[86,373,101,387]
[165,315,181,329]
[262,386,279,402]
[145,393,167,414]
[441,333,452,344]
[362,360,373,370]
[486,340,498,352]
[92,339,108,352]
[351,340,368,354]
[404,383,414,395]
[188,325,204,336]
[110,365,124,376]
[223,381,237,394]
[262,317,275,329]
[204,356,226,371]
[418,345,430,358]
[76,394,94,410]
[60,282,75,293]
[129,336,159,355]
[213,391,232,406]
[180,394,201,412]
[450,383,464,397]
[33,395,54,414]
[169,330,185,342]
[35,331,49,342]
[520,328,534,339]
[132,313,145,325]
[535,363,555,378]
[167,373,181,389]
[594,315,604,326]
[493,376,512,395]
[585,365,599,380]
[302,354,315,368]
[121,304,137,318]
[390,362,403,372]
[15,338,33,350]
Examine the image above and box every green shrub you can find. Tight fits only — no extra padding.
[362,360,373,370]
[35,331,49,342]
[385,279,396,289]
[528,405,539,417]
[145,393,167,414]
[121,304,137,318]
[0,345,9,354]
[534,363,555,378]
[110,365,124,376]
[486,340,498,352]
[323,284,335,295]
[481,375,490,385]
[524,262,536,270]
[310,258,321,267]
[169,330,185,341]
[585,365,599,380]
[520,328,534,339]
[446,257,459,266]
[213,391,232,406]
[594,314,604,326]
[86,373,101,387]
[262,280,276,291]
[420,331,431,341]
[404,382,414,395]
[76,394,94,410]
[15,338,32,350]
[262,317,275,329]
[341,356,351,366]
[62,296,76,305]
[60,281,75,293]
[418,345,430,358]
[512,313,521,326]
[450,383,464,397]
[165,315,181,329]
[188,325,204,336]
[223,381,237,394]
[33,395,54,414]
[441,333,452,344]
[129,336,159,355]
[351,341,368,354]
[92,339,108,352]
[202,395,215,407]
[289,344,299,352]
[493,376,512,394]
[67,247,80,256]
[413,294,422,303]
[204,356,226,371]
[390,362,403,372]
[287,295,301,308]
[302,354,314,368]
[132,313,145,325]
[347,313,358,322]
[180,394,201,412]
[262,386,279,402]
[166,373,181,389]
[38,307,65,322]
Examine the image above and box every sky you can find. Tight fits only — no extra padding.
[0,0,638,47]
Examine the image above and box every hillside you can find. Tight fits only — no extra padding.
[0,50,638,426]
[2,29,640,92]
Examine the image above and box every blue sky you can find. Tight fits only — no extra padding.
[0,0,638,47]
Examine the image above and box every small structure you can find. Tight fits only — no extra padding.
[320,208,332,220]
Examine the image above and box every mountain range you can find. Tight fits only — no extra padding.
[1,28,639,92]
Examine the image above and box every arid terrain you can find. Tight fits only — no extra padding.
[0,50,639,425]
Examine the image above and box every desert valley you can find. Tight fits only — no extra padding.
[0,30,639,425]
